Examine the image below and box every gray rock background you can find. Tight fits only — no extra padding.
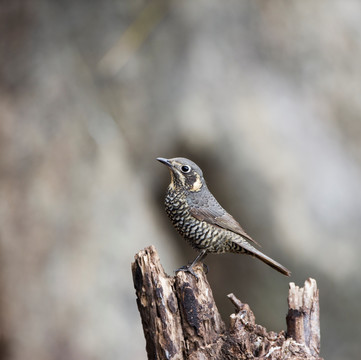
[1,1,360,359]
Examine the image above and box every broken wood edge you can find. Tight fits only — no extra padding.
[132,245,322,359]
[132,246,185,359]
[287,278,321,357]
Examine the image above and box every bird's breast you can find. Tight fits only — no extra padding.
[164,189,222,250]
[164,190,189,228]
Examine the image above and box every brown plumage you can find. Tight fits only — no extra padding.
[157,157,291,278]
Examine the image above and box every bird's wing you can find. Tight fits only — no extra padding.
[189,206,261,247]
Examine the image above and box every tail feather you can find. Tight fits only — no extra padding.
[233,238,291,276]
[252,249,291,276]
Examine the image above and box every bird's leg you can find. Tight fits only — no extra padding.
[175,250,208,279]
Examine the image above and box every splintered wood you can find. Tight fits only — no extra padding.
[132,246,322,360]
[287,279,321,358]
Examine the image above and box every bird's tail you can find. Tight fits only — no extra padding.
[233,238,291,276]
[252,249,291,276]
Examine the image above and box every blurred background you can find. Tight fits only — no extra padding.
[1,0,361,359]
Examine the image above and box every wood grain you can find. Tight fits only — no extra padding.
[132,246,322,359]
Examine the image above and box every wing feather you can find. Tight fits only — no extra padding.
[189,206,260,247]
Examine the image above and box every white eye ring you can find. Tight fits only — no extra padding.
[181,165,191,173]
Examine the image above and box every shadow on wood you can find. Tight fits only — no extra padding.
[131,245,322,360]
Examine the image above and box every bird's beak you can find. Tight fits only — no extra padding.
[157,157,172,167]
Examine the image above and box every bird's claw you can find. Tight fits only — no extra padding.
[175,265,199,280]
[175,262,208,280]
[202,262,209,274]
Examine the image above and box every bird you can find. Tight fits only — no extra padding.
[157,157,291,278]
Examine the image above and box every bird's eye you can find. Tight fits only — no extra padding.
[181,165,191,173]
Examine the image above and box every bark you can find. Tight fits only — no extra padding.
[131,246,322,360]
[286,279,321,358]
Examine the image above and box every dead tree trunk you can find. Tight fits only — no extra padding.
[131,246,322,360]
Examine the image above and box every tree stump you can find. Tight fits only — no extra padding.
[131,246,322,360]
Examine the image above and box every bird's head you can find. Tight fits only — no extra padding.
[157,157,205,192]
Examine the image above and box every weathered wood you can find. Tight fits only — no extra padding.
[132,246,322,359]
[287,278,321,358]
[132,246,185,360]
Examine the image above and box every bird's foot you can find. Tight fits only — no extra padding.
[175,262,208,280]
[175,265,199,280]
[202,262,209,274]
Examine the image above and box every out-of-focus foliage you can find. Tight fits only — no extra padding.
[1,1,360,359]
